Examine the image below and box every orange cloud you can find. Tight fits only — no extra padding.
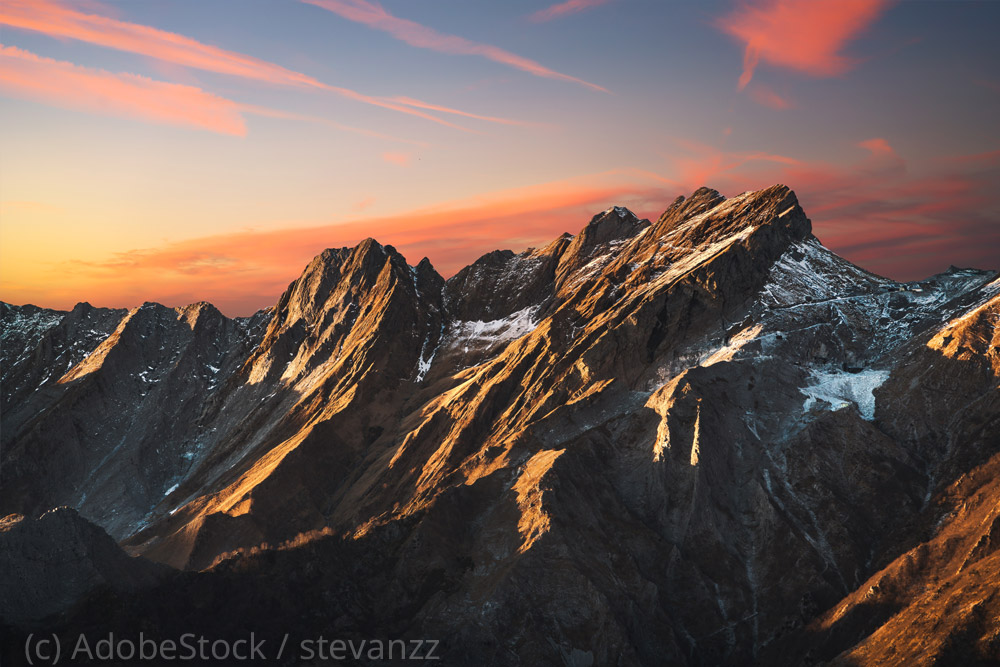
[0,0,324,87]
[670,138,801,189]
[855,137,905,177]
[14,173,669,315]
[386,96,533,127]
[6,156,997,314]
[945,147,1000,166]
[382,151,412,167]
[528,0,613,23]
[749,83,794,109]
[0,44,246,135]
[0,0,500,130]
[716,0,890,89]
[303,0,609,93]
[857,137,894,157]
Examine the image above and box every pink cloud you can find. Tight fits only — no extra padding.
[303,0,609,93]
[858,137,894,157]
[0,0,505,129]
[528,0,613,23]
[0,44,246,135]
[716,0,891,89]
[386,96,533,127]
[945,148,1000,165]
[0,0,325,87]
[748,83,795,109]
[855,137,905,177]
[382,151,412,167]
[670,138,801,188]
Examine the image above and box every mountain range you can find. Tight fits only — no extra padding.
[2,185,998,665]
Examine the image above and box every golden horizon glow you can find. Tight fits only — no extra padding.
[1,0,998,315]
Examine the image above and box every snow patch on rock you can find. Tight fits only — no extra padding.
[415,322,444,382]
[800,368,890,420]
[449,306,541,354]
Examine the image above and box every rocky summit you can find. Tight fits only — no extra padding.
[2,185,998,666]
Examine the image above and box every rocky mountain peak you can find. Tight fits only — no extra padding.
[577,204,646,244]
[176,301,224,330]
[239,234,446,389]
[554,205,649,286]
[348,237,390,271]
[69,301,96,315]
[273,238,410,330]
[653,186,726,233]
[660,184,809,250]
[415,255,436,274]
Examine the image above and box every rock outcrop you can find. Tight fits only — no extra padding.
[0,508,167,626]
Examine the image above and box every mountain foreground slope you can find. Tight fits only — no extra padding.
[2,185,998,665]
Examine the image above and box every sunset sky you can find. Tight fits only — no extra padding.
[2,0,998,315]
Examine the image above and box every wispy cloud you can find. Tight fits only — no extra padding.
[11,151,998,314]
[0,0,324,87]
[944,147,1000,166]
[382,151,412,167]
[0,44,246,135]
[748,83,794,109]
[855,137,905,176]
[386,96,533,127]
[30,172,668,314]
[528,0,613,23]
[716,0,890,89]
[857,137,894,157]
[303,0,609,93]
[670,138,801,187]
[0,0,503,129]
[0,41,438,142]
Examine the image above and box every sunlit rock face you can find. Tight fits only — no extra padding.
[2,185,998,665]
